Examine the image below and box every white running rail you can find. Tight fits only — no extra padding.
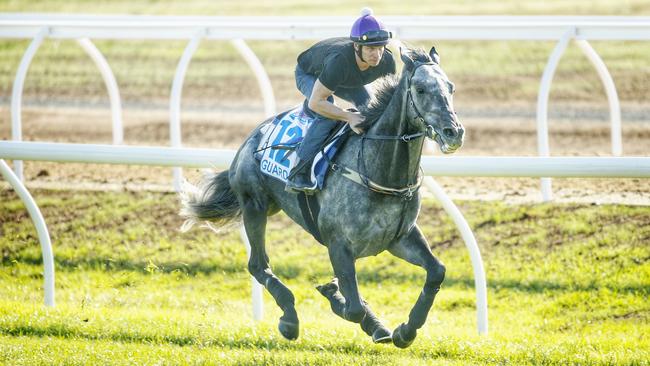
[2,14,649,197]
[0,159,55,307]
[76,38,124,145]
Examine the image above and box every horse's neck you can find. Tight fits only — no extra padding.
[362,80,424,187]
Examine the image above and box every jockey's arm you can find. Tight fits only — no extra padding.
[308,80,365,134]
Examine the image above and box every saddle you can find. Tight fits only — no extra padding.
[255,103,349,191]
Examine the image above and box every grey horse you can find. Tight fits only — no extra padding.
[180,46,464,348]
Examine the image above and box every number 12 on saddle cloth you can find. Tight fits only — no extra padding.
[255,105,348,191]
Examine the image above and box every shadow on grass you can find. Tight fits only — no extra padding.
[3,254,246,277]
[0,323,388,357]
[5,253,647,297]
[442,276,649,297]
[3,253,312,281]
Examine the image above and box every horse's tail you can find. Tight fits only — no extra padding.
[179,170,241,232]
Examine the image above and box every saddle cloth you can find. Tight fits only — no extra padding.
[256,104,348,190]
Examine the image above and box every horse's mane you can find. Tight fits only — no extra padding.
[357,74,400,130]
[358,47,433,131]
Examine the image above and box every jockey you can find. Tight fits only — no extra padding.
[285,8,396,193]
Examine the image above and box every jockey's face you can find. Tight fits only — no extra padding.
[358,44,385,67]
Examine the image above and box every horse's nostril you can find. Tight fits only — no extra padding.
[443,128,456,138]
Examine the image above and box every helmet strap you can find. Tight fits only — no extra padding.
[354,44,366,64]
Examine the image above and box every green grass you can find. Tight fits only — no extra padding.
[1,1,650,107]
[1,188,648,365]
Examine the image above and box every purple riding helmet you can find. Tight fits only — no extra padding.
[349,8,392,46]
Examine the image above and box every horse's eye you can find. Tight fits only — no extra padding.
[416,88,425,94]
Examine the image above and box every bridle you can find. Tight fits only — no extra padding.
[333,61,438,201]
[406,63,438,140]
[362,61,437,143]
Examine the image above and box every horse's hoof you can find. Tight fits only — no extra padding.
[392,323,416,349]
[278,317,299,340]
[361,314,392,343]
[315,279,339,298]
[372,327,393,344]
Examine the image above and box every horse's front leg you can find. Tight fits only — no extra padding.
[388,225,446,348]
[326,243,365,323]
[242,200,299,340]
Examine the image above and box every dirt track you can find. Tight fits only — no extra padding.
[1,101,649,205]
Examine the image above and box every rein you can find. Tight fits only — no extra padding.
[335,61,435,201]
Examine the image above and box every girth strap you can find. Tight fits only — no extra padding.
[297,192,324,244]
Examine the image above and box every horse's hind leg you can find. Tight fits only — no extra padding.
[388,225,446,348]
[317,278,392,343]
[242,199,299,340]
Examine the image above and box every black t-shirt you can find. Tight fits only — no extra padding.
[297,37,396,91]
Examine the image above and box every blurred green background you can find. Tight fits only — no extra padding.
[1,0,649,113]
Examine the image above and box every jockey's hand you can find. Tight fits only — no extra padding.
[347,112,365,134]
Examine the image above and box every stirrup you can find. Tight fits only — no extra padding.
[285,180,317,194]
[285,170,316,194]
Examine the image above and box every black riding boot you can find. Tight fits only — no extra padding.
[285,157,315,194]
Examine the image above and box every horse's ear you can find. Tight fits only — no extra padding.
[400,47,414,69]
[429,46,440,64]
